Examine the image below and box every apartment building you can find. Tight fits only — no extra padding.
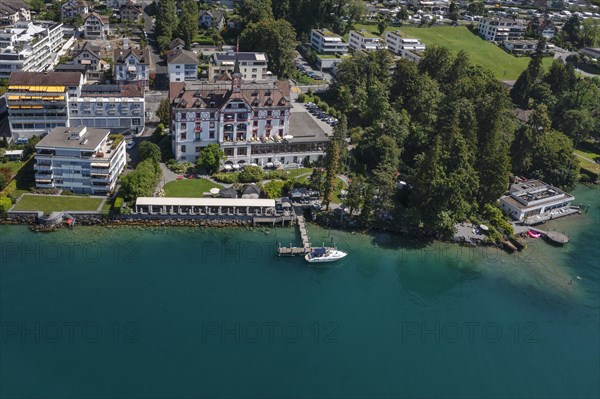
[69,84,145,134]
[310,29,349,55]
[83,13,110,39]
[113,48,150,90]
[503,39,538,55]
[348,30,387,52]
[208,52,269,82]
[34,126,126,195]
[6,71,83,139]
[384,30,425,56]
[0,0,30,25]
[170,61,327,165]
[7,71,145,139]
[477,18,526,42]
[0,21,64,79]
[167,49,199,82]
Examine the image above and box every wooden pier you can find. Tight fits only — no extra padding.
[277,216,314,256]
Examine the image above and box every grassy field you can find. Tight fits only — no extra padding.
[163,178,224,198]
[575,149,600,176]
[1,160,26,176]
[352,24,553,80]
[12,195,104,213]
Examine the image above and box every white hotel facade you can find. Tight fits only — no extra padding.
[170,63,327,165]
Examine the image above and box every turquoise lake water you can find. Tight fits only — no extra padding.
[0,186,598,398]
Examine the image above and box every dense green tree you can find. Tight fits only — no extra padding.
[196,144,226,174]
[238,165,264,183]
[120,159,162,201]
[157,98,171,127]
[237,0,274,27]
[345,175,366,214]
[139,141,162,164]
[467,1,485,16]
[543,61,576,97]
[240,19,297,78]
[396,7,409,22]
[449,1,460,22]
[156,0,178,50]
[177,0,198,50]
[377,16,389,35]
[510,55,544,108]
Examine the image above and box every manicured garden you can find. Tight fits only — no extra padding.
[11,194,104,214]
[352,24,553,80]
[163,178,224,198]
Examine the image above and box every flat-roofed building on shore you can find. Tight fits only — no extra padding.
[170,60,328,165]
[34,125,126,195]
[499,179,575,222]
[134,197,277,216]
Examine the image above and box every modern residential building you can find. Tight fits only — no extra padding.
[309,29,349,55]
[70,42,108,81]
[82,13,110,39]
[385,30,426,57]
[167,49,199,82]
[0,21,64,79]
[69,84,145,134]
[113,48,150,90]
[170,61,327,165]
[348,30,387,52]
[120,0,143,22]
[6,71,145,139]
[34,125,126,195]
[499,180,575,222]
[61,0,89,21]
[0,0,30,26]
[580,47,600,59]
[198,9,225,29]
[477,18,526,42]
[503,39,538,55]
[6,71,83,139]
[208,52,269,81]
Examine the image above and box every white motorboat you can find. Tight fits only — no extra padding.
[304,247,347,263]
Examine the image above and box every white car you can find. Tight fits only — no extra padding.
[126,140,135,150]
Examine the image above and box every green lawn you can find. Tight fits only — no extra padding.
[0,160,26,176]
[163,178,224,197]
[352,24,553,80]
[575,150,600,175]
[12,194,104,213]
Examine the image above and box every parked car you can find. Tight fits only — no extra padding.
[126,140,135,150]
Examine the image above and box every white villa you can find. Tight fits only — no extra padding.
[499,180,575,223]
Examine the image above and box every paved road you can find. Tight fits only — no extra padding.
[141,1,167,75]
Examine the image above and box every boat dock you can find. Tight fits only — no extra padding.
[277,215,337,256]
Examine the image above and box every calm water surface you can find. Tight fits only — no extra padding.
[0,186,598,398]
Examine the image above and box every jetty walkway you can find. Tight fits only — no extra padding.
[278,215,337,256]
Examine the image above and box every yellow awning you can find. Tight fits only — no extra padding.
[9,105,20,109]
[7,96,19,100]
